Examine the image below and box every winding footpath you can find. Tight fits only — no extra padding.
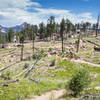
[71,59,100,67]
[25,89,66,100]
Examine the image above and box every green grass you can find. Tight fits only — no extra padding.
[1,55,100,100]
[0,79,65,100]
[0,59,76,100]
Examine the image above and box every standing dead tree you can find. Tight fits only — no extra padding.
[77,30,81,53]
[60,18,65,53]
[96,15,100,37]
[19,30,25,61]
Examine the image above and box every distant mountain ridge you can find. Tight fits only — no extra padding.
[0,22,28,33]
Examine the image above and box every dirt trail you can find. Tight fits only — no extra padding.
[70,59,100,67]
[25,89,66,100]
[25,87,100,100]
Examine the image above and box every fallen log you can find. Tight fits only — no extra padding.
[0,60,20,72]
[15,69,27,78]
[28,78,47,86]
[0,47,19,58]
[80,94,100,100]
[94,46,100,51]
[24,54,46,78]
[29,78,39,84]
[0,79,19,87]
[86,40,100,47]
[24,58,41,78]
[0,50,16,57]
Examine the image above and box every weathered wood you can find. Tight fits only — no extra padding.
[77,31,81,52]
[0,61,20,72]
[0,48,16,57]
[80,94,100,100]
[86,40,100,47]
[61,32,64,53]
[94,46,100,51]
[24,54,46,78]
[96,15,100,37]
[29,78,39,84]
[15,69,27,78]
[0,79,19,87]
[28,78,46,86]
[20,43,24,61]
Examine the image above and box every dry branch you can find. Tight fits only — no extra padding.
[86,40,100,47]
[0,61,20,72]
[24,57,42,78]
[15,69,27,78]
[28,78,39,83]
[0,79,19,87]
[0,48,16,57]
[24,54,46,78]
[94,46,100,51]
[80,94,100,100]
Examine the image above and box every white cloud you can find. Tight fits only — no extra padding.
[0,0,41,10]
[78,13,92,18]
[0,0,96,27]
[34,8,70,15]
[34,8,96,24]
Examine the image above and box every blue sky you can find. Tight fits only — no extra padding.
[0,0,99,27]
[35,0,99,14]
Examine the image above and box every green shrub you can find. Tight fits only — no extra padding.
[68,68,91,97]
[50,59,56,66]
[32,49,45,59]
[32,52,41,59]
[23,63,29,69]
[40,49,45,54]
[75,40,78,44]
[1,71,11,80]
[32,53,40,59]
[59,52,70,58]
[48,47,53,52]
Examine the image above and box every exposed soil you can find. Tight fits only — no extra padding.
[25,89,66,100]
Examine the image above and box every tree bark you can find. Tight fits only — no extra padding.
[77,32,81,53]
[20,42,24,61]
[96,15,99,37]
[33,39,34,52]
[24,54,46,78]
[62,32,64,53]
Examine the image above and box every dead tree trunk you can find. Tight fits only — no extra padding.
[61,32,64,53]
[86,40,100,47]
[0,61,20,72]
[24,54,46,78]
[24,57,41,78]
[96,15,100,37]
[29,78,39,84]
[66,32,68,40]
[33,39,34,52]
[0,79,19,87]
[20,42,24,61]
[77,32,81,53]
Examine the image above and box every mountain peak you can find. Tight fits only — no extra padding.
[22,22,27,25]
[0,22,30,33]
